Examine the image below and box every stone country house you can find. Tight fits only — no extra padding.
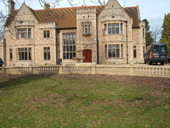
[0,0,146,66]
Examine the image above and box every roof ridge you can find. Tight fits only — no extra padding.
[124,6,138,9]
[32,5,105,11]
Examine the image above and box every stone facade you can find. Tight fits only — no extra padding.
[0,0,146,66]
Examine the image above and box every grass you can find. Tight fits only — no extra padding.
[0,74,169,127]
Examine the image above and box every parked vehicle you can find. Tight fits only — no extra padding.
[144,43,168,65]
[168,57,170,63]
[0,58,4,67]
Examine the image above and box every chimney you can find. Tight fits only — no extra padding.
[44,3,50,9]
[8,0,15,16]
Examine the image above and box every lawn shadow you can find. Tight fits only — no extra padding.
[0,74,53,89]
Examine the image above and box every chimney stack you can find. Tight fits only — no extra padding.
[8,0,15,16]
[44,3,50,9]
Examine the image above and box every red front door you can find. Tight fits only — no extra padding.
[83,50,92,62]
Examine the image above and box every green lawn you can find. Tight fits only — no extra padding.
[0,74,169,127]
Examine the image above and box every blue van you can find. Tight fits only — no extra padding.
[144,43,168,65]
[0,58,4,67]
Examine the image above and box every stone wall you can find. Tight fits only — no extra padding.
[4,3,57,66]
[2,0,146,66]
[76,7,98,63]
[97,0,134,64]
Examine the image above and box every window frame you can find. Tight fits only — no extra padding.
[143,46,145,57]
[103,23,123,35]
[133,46,137,58]
[9,49,13,61]
[143,28,145,38]
[106,44,122,59]
[43,30,50,38]
[18,47,32,61]
[17,28,31,39]
[62,33,76,60]
[44,47,50,60]
[84,24,91,34]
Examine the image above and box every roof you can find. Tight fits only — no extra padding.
[35,5,105,28]
[124,6,140,28]
[5,5,140,28]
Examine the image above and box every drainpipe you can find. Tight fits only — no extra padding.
[96,12,99,64]
[125,21,128,64]
[56,28,60,64]
[33,26,35,66]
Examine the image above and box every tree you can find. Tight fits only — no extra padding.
[161,13,170,55]
[143,19,154,47]
[151,25,162,43]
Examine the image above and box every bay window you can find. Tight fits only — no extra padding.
[105,44,123,58]
[103,23,123,35]
[18,48,32,61]
[17,28,31,39]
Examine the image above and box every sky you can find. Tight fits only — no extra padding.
[0,0,170,30]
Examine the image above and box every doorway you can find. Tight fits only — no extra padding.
[83,49,92,62]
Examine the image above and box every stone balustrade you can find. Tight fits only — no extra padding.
[0,65,170,78]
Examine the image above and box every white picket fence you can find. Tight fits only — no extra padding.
[0,65,170,78]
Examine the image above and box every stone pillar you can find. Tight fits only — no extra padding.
[92,66,96,74]
[59,66,62,74]
[1,68,5,74]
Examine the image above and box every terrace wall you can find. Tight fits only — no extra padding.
[0,65,170,78]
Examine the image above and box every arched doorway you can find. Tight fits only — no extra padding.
[83,49,92,63]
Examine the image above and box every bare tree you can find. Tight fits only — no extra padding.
[151,25,162,43]
[0,0,23,40]
[0,12,6,39]
[38,0,62,8]
[38,0,103,8]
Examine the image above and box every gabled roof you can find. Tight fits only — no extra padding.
[5,4,140,28]
[124,6,140,28]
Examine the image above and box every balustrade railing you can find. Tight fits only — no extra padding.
[0,65,170,78]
